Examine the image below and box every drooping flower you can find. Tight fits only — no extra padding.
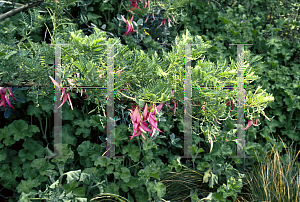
[171,15,177,24]
[121,15,137,35]
[158,17,175,28]
[244,120,253,131]
[127,0,142,12]
[146,102,164,138]
[49,76,73,110]
[127,102,165,141]
[226,89,247,111]
[0,87,17,109]
[167,18,171,27]
[67,78,75,93]
[226,100,235,112]
[166,99,177,116]
[128,103,152,141]
[141,0,150,9]
[158,19,166,28]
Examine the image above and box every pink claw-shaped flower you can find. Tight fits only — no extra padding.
[128,0,142,12]
[226,100,235,112]
[244,120,253,131]
[0,87,17,109]
[121,15,137,35]
[49,76,73,110]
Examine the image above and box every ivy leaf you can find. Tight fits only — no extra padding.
[127,144,140,162]
[120,166,131,183]
[104,182,119,195]
[16,178,41,194]
[94,156,112,167]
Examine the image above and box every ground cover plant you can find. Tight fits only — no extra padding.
[0,0,299,201]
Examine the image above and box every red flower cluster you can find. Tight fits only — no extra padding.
[128,102,164,141]
[121,0,177,35]
[0,87,17,109]
[50,76,74,110]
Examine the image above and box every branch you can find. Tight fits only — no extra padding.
[0,81,49,88]
[0,0,44,22]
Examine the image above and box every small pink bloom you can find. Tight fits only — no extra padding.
[0,87,17,109]
[121,15,137,35]
[201,105,205,112]
[158,19,166,28]
[146,103,164,138]
[168,18,171,27]
[226,100,234,112]
[172,15,177,24]
[128,104,151,141]
[49,76,73,110]
[67,78,75,93]
[7,87,16,102]
[215,119,222,125]
[141,0,150,9]
[165,99,177,115]
[127,102,164,141]
[145,13,155,22]
[128,0,142,11]
[244,120,253,131]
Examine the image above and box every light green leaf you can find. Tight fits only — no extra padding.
[16,178,41,194]
[120,166,131,183]
[137,19,143,26]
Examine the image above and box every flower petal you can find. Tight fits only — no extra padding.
[230,100,234,111]
[244,120,253,131]
[139,120,151,132]
[132,106,141,123]
[142,103,148,120]
[7,87,17,101]
[67,93,73,110]
[145,15,149,22]
[121,15,127,23]
[130,15,134,22]
[49,76,62,90]
[0,97,5,107]
[5,95,15,109]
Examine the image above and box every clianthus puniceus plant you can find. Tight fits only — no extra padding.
[126,88,259,146]
[5,9,273,145]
